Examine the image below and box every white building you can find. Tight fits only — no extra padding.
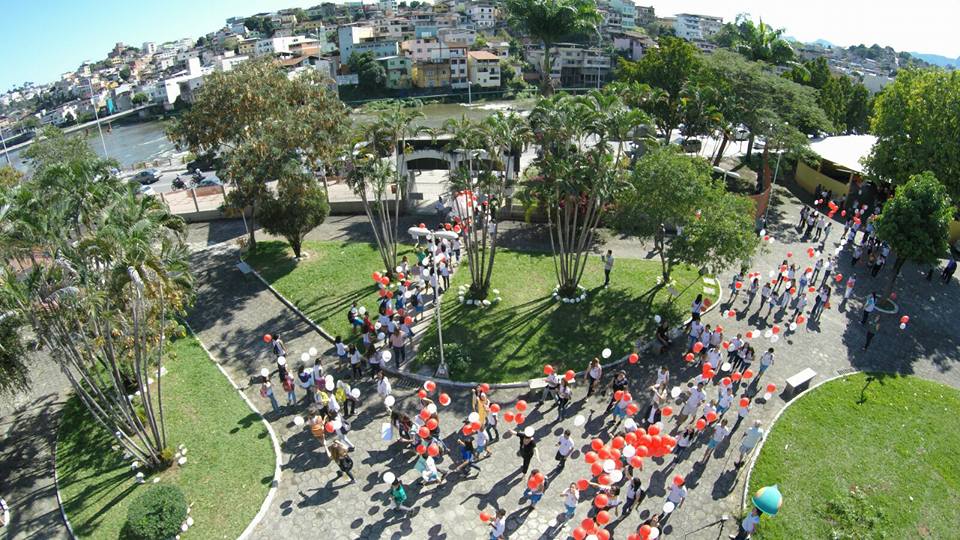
[142,41,156,55]
[378,0,398,15]
[673,13,722,42]
[438,27,477,45]
[254,36,315,57]
[468,50,501,88]
[338,25,375,61]
[468,4,495,28]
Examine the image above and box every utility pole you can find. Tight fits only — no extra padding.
[87,79,109,158]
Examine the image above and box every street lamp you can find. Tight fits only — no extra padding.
[86,79,109,158]
[407,225,459,377]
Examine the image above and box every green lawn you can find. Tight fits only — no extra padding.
[245,240,411,341]
[413,248,712,382]
[749,373,960,539]
[57,335,274,539]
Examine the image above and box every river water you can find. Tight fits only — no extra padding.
[4,99,536,173]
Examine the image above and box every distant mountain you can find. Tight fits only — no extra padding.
[813,39,834,48]
[909,52,960,68]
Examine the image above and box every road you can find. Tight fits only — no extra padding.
[122,167,221,194]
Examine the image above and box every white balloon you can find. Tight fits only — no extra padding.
[301,352,310,362]
[654,314,662,323]
[325,380,334,391]
[468,412,480,423]
[759,229,766,236]
[524,427,534,437]
[325,374,334,384]
[382,471,396,484]
[767,270,775,278]
[670,386,682,399]
[573,414,587,427]
[586,535,598,540]
[623,418,637,431]
[763,329,773,338]
[382,350,392,361]
[277,356,286,366]
[663,501,675,514]
[601,348,612,359]
[375,322,382,330]
[426,403,437,415]
[649,527,660,539]
[770,334,780,343]
[377,332,386,341]
[260,368,270,378]
[309,347,318,357]
[899,323,907,330]
[293,415,305,426]
[359,306,367,315]
[763,392,772,401]
[384,395,396,407]
[332,418,342,430]
[789,322,798,331]
[350,388,361,399]
[622,445,636,458]
[608,469,623,483]
[602,459,616,473]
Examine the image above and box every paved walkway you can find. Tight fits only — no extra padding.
[183,178,960,539]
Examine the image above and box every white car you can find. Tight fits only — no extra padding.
[137,185,157,197]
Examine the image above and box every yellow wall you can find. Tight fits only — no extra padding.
[795,161,851,197]
[949,220,960,244]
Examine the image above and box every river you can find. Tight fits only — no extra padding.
[3,98,536,173]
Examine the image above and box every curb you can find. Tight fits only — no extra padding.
[52,399,78,540]
[247,253,723,389]
[738,369,863,516]
[182,322,283,540]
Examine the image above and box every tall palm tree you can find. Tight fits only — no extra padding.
[504,0,602,95]
[733,16,795,66]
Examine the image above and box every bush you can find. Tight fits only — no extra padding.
[124,485,187,540]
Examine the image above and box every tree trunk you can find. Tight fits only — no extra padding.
[290,236,302,258]
[247,203,257,248]
[712,133,729,166]
[541,43,553,96]
[745,133,755,164]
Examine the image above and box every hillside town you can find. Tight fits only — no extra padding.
[0,0,934,143]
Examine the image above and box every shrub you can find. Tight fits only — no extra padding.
[124,484,187,540]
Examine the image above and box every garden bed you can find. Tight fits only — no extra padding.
[56,335,274,539]
[748,373,960,538]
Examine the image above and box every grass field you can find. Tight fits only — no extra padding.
[57,335,274,539]
[413,248,711,382]
[748,373,960,539]
[245,240,412,341]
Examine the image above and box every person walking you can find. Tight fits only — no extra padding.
[328,439,355,483]
[941,257,957,284]
[554,429,574,472]
[861,292,877,324]
[485,403,500,441]
[561,483,580,520]
[259,377,280,414]
[604,371,629,413]
[863,315,880,350]
[729,508,762,539]
[281,367,296,407]
[390,478,413,513]
[522,469,545,509]
[390,328,406,367]
[271,334,286,358]
[585,358,602,398]
[556,379,573,421]
[623,475,646,515]
[450,428,482,476]
[489,509,507,540]
[757,348,775,378]
[676,382,706,426]
[701,419,730,464]
[733,421,765,468]
[516,430,540,474]
[601,250,614,287]
[376,371,392,414]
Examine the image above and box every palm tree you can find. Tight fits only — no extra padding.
[732,16,795,66]
[504,0,602,95]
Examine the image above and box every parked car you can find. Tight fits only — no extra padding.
[186,153,223,174]
[681,138,702,153]
[195,177,223,188]
[137,185,157,197]
[133,169,161,184]
[732,125,750,141]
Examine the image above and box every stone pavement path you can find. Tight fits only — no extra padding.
[0,352,70,540]
[185,178,960,540]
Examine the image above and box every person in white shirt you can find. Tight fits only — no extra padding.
[561,483,579,519]
[702,419,730,464]
[731,508,762,539]
[555,429,574,471]
[734,420,765,468]
[655,366,670,387]
[727,334,743,364]
[758,348,775,377]
[676,383,706,425]
[489,509,507,539]
[601,250,614,287]
[376,371,392,412]
[541,371,560,404]
[666,482,688,508]
[687,320,704,351]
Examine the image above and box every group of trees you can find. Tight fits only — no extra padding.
[785,57,871,134]
[0,128,192,468]
[169,58,349,257]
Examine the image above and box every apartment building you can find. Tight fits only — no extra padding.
[468,4,495,28]
[468,50,500,88]
[413,61,450,88]
[254,36,317,57]
[438,27,476,45]
[376,55,413,88]
[612,30,656,61]
[526,44,611,88]
[635,5,655,27]
[673,13,722,41]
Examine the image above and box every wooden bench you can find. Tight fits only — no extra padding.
[785,368,817,397]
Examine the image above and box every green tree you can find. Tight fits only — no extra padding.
[169,59,348,248]
[0,165,23,188]
[845,82,871,133]
[18,116,40,131]
[473,35,489,50]
[874,172,953,292]
[618,36,702,143]
[866,68,960,200]
[0,308,28,398]
[716,14,795,66]
[347,52,387,95]
[119,66,132,81]
[504,0,602,96]
[244,16,277,36]
[611,146,758,281]
[131,92,149,105]
[257,173,329,258]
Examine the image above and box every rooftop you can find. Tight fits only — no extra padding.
[808,134,877,174]
[468,50,499,61]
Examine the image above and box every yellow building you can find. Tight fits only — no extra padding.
[413,61,450,89]
[795,135,876,197]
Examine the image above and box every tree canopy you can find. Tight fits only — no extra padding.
[711,14,795,66]
[866,68,960,201]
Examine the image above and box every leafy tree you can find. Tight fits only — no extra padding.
[244,16,277,36]
[289,8,307,23]
[845,83,871,133]
[258,173,329,258]
[223,36,240,52]
[722,15,795,66]
[347,52,387,95]
[132,92,149,105]
[523,90,648,294]
[866,68,960,200]
[169,59,348,248]
[19,116,40,131]
[473,35,489,50]
[504,0,602,96]
[0,310,29,398]
[874,172,953,292]
[611,146,758,281]
[617,36,702,143]
[410,1,422,8]
[0,165,23,188]
[119,66,132,81]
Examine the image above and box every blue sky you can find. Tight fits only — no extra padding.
[3,0,958,91]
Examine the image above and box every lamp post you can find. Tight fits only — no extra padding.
[0,127,10,166]
[86,79,109,158]
[407,225,459,378]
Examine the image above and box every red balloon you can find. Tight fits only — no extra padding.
[263,334,272,343]
[503,411,515,423]
[424,380,437,392]
[418,426,431,438]
[479,383,490,394]
[584,451,598,464]
[581,518,596,532]
[626,403,639,416]
[489,403,500,413]
[684,353,695,362]
[444,223,452,230]
[735,281,743,289]
[564,370,576,381]
[426,418,439,430]
[594,494,609,508]
[543,364,554,375]
[415,444,426,454]
[745,331,754,339]
[640,525,652,539]
[372,272,381,281]
[572,527,587,540]
[597,447,611,460]
[647,424,660,436]
[462,425,473,436]
[900,315,910,324]
[740,397,750,408]
[673,474,685,486]
[404,316,413,325]
[662,406,673,417]
[514,413,525,424]
[797,315,806,324]
[516,400,528,412]
[378,289,387,298]
[743,369,755,379]
[591,462,603,476]
[427,444,440,457]
[706,411,718,423]
[611,436,626,449]
[613,390,624,401]
[438,393,451,406]
[591,439,604,451]
[835,273,844,282]
[470,421,481,431]
[628,353,639,364]
[418,389,427,399]
[772,325,781,335]
[692,342,704,353]
[766,383,777,393]
[597,529,610,540]
[527,477,539,490]
[630,456,643,468]
[381,277,390,286]
[721,377,732,386]
[577,478,589,490]
[722,341,730,350]
[325,421,335,433]
[727,309,736,318]
[534,471,545,484]
[479,511,491,522]
[696,418,707,430]
[635,445,649,458]
[731,372,742,382]
[624,432,638,445]
[418,223,426,228]
[596,510,611,525]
